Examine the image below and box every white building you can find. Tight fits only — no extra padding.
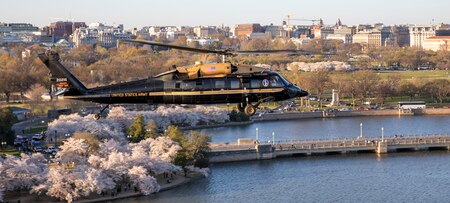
[422,36,450,51]
[409,25,436,48]
[72,22,131,48]
[352,32,369,45]
[326,34,352,44]
[194,26,210,38]
[187,38,219,46]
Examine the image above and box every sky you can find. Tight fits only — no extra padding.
[3,0,450,28]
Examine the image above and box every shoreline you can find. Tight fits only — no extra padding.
[183,109,450,131]
[3,172,205,203]
[181,120,254,130]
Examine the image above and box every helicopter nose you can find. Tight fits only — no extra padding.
[288,85,308,98]
[297,89,309,97]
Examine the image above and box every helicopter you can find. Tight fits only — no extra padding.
[38,39,309,118]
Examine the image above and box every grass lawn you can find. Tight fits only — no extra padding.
[0,149,21,156]
[24,126,48,134]
[293,70,450,81]
[377,70,450,80]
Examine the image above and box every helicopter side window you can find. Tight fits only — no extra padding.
[270,75,284,87]
[250,79,262,88]
[215,80,225,89]
[229,79,241,89]
[182,81,195,90]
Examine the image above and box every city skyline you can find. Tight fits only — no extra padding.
[3,0,450,28]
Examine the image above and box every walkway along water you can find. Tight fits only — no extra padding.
[208,134,450,163]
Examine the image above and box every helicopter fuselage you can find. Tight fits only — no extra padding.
[65,72,308,105]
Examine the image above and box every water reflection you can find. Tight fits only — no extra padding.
[115,151,450,203]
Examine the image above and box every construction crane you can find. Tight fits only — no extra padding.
[290,18,321,25]
[285,14,321,38]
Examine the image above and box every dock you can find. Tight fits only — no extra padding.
[208,134,450,163]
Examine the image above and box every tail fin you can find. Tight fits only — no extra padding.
[38,51,88,96]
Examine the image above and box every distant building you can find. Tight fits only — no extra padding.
[398,101,426,110]
[0,23,39,33]
[235,24,262,37]
[264,25,287,38]
[186,38,219,46]
[334,26,356,35]
[44,21,86,41]
[422,36,450,51]
[9,106,31,121]
[248,32,271,39]
[194,26,211,38]
[435,24,450,36]
[316,26,334,39]
[409,25,436,48]
[394,26,410,47]
[293,26,312,38]
[72,22,131,48]
[0,23,13,33]
[326,34,352,44]
[352,31,369,46]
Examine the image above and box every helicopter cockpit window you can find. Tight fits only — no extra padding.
[277,73,291,85]
[270,75,284,87]
[215,80,225,89]
[250,79,262,88]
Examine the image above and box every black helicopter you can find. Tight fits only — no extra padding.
[38,39,308,118]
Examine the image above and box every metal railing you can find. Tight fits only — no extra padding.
[210,134,450,152]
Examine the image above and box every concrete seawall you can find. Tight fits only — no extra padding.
[423,108,450,115]
[209,134,450,163]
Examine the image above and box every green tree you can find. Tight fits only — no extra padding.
[352,70,380,103]
[422,79,450,103]
[0,108,17,147]
[127,114,145,142]
[144,119,159,139]
[186,131,211,168]
[164,125,211,168]
[399,81,418,101]
[303,70,330,108]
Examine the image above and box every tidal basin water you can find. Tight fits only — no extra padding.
[202,115,450,143]
[115,115,450,202]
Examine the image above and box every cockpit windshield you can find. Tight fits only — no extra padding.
[275,73,291,85]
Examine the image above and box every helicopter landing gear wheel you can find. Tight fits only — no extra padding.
[244,104,256,117]
[237,103,246,113]
[95,104,110,120]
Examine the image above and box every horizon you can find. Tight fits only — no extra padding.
[2,0,450,28]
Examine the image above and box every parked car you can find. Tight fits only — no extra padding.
[339,108,352,111]
[45,146,58,155]
[34,146,43,153]
[14,135,25,146]
[32,133,44,140]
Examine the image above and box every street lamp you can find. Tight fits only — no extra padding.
[381,127,384,142]
[359,123,363,139]
[272,132,275,146]
[1,141,6,150]
[255,128,259,142]
[54,130,57,147]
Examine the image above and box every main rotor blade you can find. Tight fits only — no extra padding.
[236,50,312,55]
[121,39,232,55]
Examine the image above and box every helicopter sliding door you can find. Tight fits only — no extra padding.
[163,81,176,103]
